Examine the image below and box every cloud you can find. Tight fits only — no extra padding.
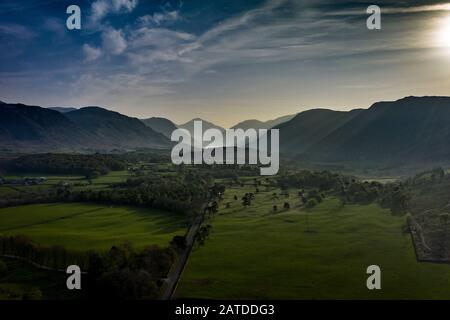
[83,44,102,61]
[193,0,287,46]
[66,73,174,108]
[42,18,65,37]
[0,23,37,40]
[327,3,450,16]
[126,0,289,71]
[79,0,443,94]
[130,27,195,49]
[138,11,180,26]
[102,28,127,55]
[91,0,139,22]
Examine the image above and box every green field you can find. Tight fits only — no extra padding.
[177,184,450,299]
[2,170,130,187]
[0,203,186,251]
[0,171,133,198]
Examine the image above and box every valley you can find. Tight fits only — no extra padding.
[176,182,450,299]
[2,96,450,300]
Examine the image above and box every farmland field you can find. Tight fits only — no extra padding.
[0,171,133,197]
[176,184,450,299]
[0,203,186,251]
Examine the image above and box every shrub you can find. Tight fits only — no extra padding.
[170,235,187,251]
[22,287,43,300]
[306,199,317,209]
[0,260,7,274]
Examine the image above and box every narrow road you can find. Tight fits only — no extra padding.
[159,213,205,300]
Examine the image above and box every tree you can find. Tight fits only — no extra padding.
[242,194,251,207]
[22,287,43,300]
[0,260,7,274]
[196,225,212,246]
[439,213,450,257]
[210,201,219,214]
[301,196,307,205]
[86,171,100,180]
[170,235,187,251]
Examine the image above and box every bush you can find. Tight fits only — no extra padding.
[170,235,187,251]
[306,199,317,209]
[0,260,7,274]
[22,287,43,300]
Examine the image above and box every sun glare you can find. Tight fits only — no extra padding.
[436,15,450,48]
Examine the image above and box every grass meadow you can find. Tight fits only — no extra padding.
[176,184,450,299]
[0,171,132,197]
[0,203,186,251]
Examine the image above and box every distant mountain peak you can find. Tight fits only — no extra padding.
[179,118,225,132]
[48,107,77,113]
[370,96,450,109]
[181,118,216,125]
[0,102,170,152]
[279,95,450,164]
[232,114,296,130]
[141,117,178,138]
[75,106,109,113]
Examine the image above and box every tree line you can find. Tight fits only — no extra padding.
[0,235,89,270]
[0,235,179,299]
[6,153,126,178]
[274,170,410,214]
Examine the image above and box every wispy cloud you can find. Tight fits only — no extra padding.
[91,0,139,23]
[101,28,127,55]
[328,3,450,16]
[0,23,37,40]
[83,44,102,62]
[383,3,450,13]
[138,11,180,26]
[4,0,450,123]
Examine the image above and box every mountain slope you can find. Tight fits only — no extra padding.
[141,117,177,138]
[0,103,94,151]
[0,104,171,152]
[178,118,225,148]
[277,108,363,154]
[232,114,296,130]
[232,119,266,130]
[307,96,450,163]
[48,107,78,113]
[179,118,225,134]
[66,107,170,149]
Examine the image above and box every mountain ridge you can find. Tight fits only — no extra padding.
[279,96,450,164]
[141,117,178,138]
[232,114,296,130]
[0,103,170,152]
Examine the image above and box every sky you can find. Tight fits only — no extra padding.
[1,0,450,127]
